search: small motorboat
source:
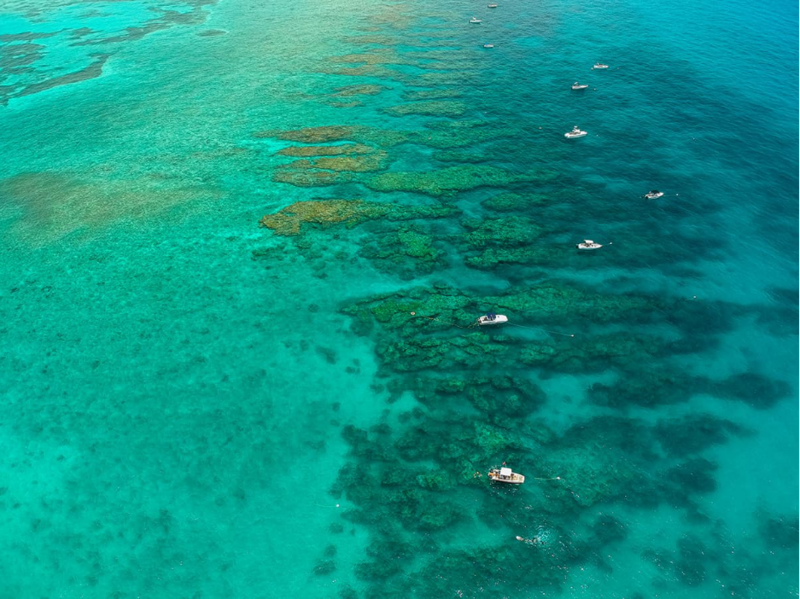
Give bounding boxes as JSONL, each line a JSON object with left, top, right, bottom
{"left": 487, "top": 3, "right": 498, "bottom": 7}
{"left": 469, "top": 17, "right": 482, "bottom": 23}
{"left": 643, "top": 190, "right": 664, "bottom": 199}
{"left": 564, "top": 125, "right": 587, "bottom": 139}
{"left": 576, "top": 239, "right": 602, "bottom": 250}
{"left": 571, "top": 82, "right": 589, "bottom": 90}
{"left": 489, "top": 467, "right": 525, "bottom": 484}
{"left": 477, "top": 312, "right": 508, "bottom": 326}
{"left": 483, "top": 43, "right": 494, "bottom": 48}
{"left": 593, "top": 63, "right": 609, "bottom": 69}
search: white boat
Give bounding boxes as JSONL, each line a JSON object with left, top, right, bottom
{"left": 576, "top": 239, "right": 602, "bottom": 250}
{"left": 483, "top": 43, "right": 494, "bottom": 48}
{"left": 571, "top": 82, "right": 589, "bottom": 90}
{"left": 488, "top": 467, "right": 525, "bottom": 484}
{"left": 487, "top": 3, "right": 498, "bottom": 7}
{"left": 564, "top": 125, "right": 587, "bottom": 139}
{"left": 469, "top": 17, "right": 482, "bottom": 23}
{"left": 593, "top": 63, "right": 609, "bottom": 69}
{"left": 477, "top": 313, "right": 508, "bottom": 326}
{"left": 643, "top": 190, "right": 664, "bottom": 199}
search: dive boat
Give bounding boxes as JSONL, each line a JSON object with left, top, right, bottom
{"left": 488, "top": 467, "right": 525, "bottom": 484}
{"left": 469, "top": 17, "right": 482, "bottom": 23}
{"left": 576, "top": 239, "right": 602, "bottom": 250}
{"left": 564, "top": 125, "right": 587, "bottom": 139}
{"left": 571, "top": 82, "right": 589, "bottom": 90}
{"left": 643, "top": 190, "right": 664, "bottom": 199}
{"left": 477, "top": 313, "right": 508, "bottom": 326}
{"left": 593, "top": 63, "right": 609, "bottom": 69}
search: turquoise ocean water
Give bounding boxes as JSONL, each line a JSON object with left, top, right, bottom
{"left": 0, "top": 0, "right": 797, "bottom": 596}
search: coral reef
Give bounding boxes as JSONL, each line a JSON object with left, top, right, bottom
{"left": 482, "top": 192, "right": 549, "bottom": 212}
{"left": 255, "top": 125, "right": 356, "bottom": 143}
{"left": 277, "top": 143, "right": 374, "bottom": 157}
{"left": 360, "top": 224, "right": 443, "bottom": 277}
{"left": 259, "top": 200, "right": 389, "bottom": 235}
{"left": 271, "top": 168, "right": 353, "bottom": 187}
{"left": 283, "top": 150, "right": 389, "bottom": 172}
{"left": 366, "top": 165, "right": 544, "bottom": 197}
{"left": 653, "top": 414, "right": 749, "bottom": 456}
{"left": 383, "top": 100, "right": 468, "bottom": 118}
{"left": 260, "top": 199, "right": 458, "bottom": 237}
{"left": 461, "top": 216, "right": 542, "bottom": 248}
{"left": 403, "top": 88, "right": 462, "bottom": 101}
{"left": 333, "top": 84, "right": 387, "bottom": 96}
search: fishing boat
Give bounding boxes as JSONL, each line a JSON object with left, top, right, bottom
{"left": 576, "top": 239, "right": 602, "bottom": 250}
{"left": 571, "top": 82, "right": 589, "bottom": 90}
{"left": 564, "top": 125, "right": 587, "bottom": 139}
{"left": 477, "top": 313, "right": 508, "bottom": 326}
{"left": 483, "top": 43, "right": 494, "bottom": 48}
{"left": 643, "top": 190, "right": 664, "bottom": 199}
{"left": 593, "top": 63, "right": 609, "bottom": 69}
{"left": 488, "top": 3, "right": 498, "bottom": 7}
{"left": 488, "top": 467, "right": 525, "bottom": 484}
{"left": 469, "top": 17, "right": 482, "bottom": 23}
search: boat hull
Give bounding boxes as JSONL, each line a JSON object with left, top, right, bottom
{"left": 477, "top": 315, "right": 508, "bottom": 326}
{"left": 489, "top": 473, "right": 526, "bottom": 484}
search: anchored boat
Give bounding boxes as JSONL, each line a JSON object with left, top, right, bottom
{"left": 571, "top": 82, "right": 589, "bottom": 90}
{"left": 593, "top": 63, "right": 609, "bottom": 69}
{"left": 489, "top": 467, "right": 525, "bottom": 484}
{"left": 477, "top": 313, "right": 508, "bottom": 326}
{"left": 576, "top": 239, "right": 602, "bottom": 250}
{"left": 643, "top": 190, "right": 664, "bottom": 199}
{"left": 564, "top": 125, "right": 587, "bottom": 139}
{"left": 469, "top": 17, "right": 482, "bottom": 23}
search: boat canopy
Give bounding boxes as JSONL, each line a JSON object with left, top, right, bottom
{"left": 500, "top": 467, "right": 512, "bottom": 477}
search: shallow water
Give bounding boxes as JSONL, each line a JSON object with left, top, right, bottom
{"left": 0, "top": 0, "right": 797, "bottom": 597}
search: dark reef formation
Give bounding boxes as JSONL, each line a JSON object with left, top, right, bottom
{"left": 249, "top": 20, "right": 796, "bottom": 598}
